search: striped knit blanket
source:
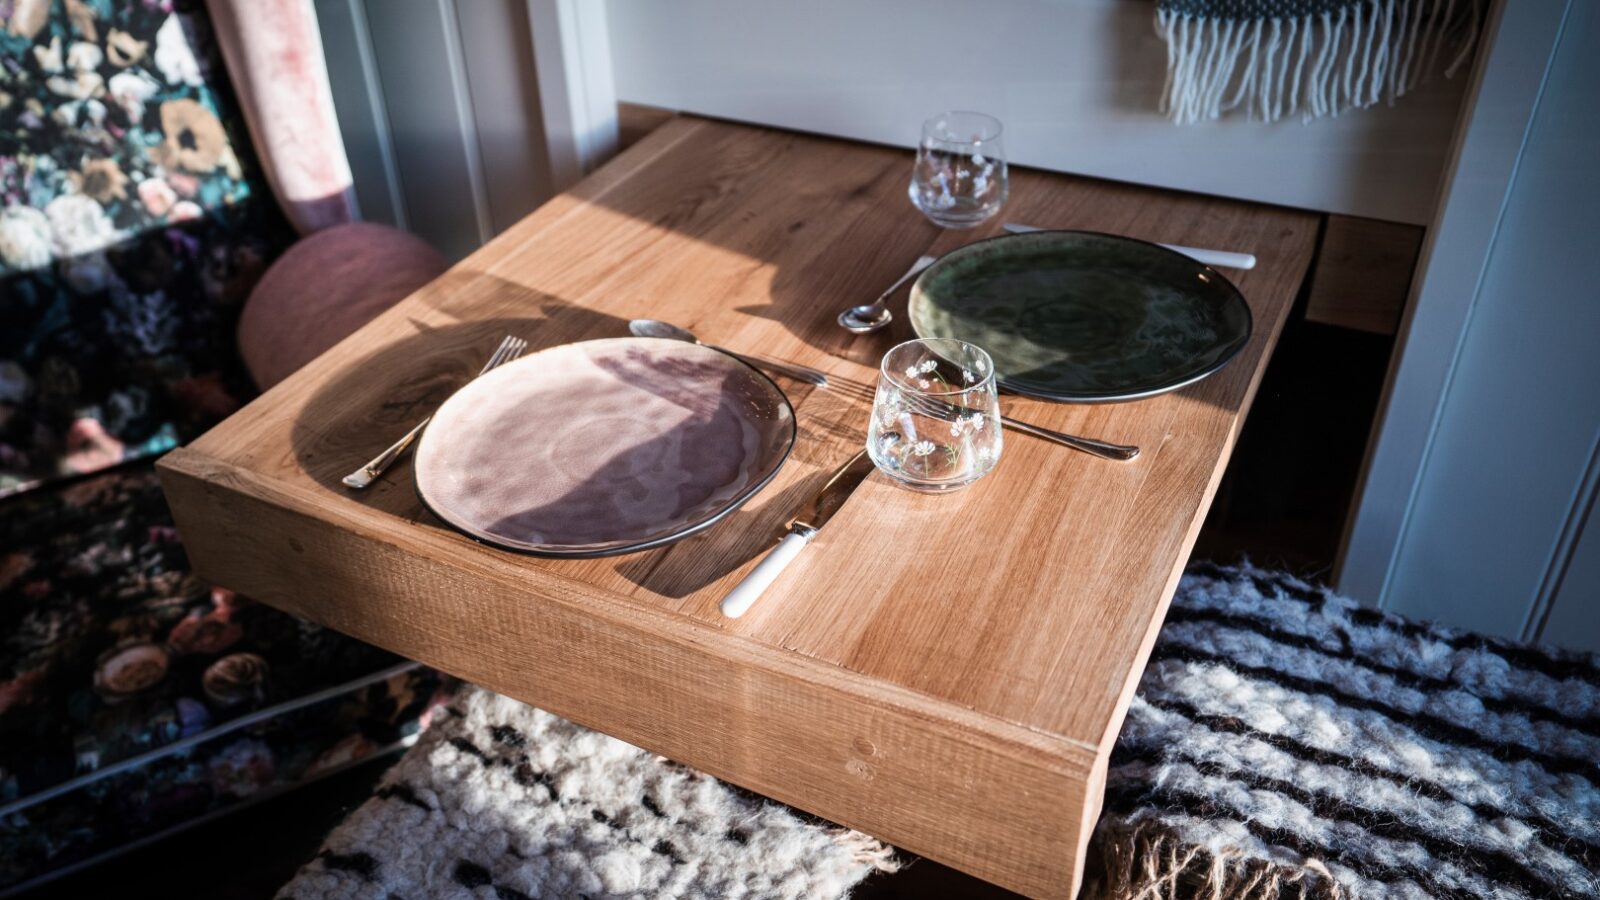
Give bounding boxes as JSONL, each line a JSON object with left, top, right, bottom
{"left": 1094, "top": 563, "right": 1600, "bottom": 900}
{"left": 278, "top": 688, "right": 897, "bottom": 900}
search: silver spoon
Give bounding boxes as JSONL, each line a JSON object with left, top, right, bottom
{"left": 629, "top": 319, "right": 830, "bottom": 387}
{"left": 836, "top": 255, "right": 938, "bottom": 334}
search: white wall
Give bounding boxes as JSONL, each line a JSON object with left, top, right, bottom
{"left": 1356, "top": 0, "right": 1599, "bottom": 650}
{"left": 314, "top": 0, "right": 553, "bottom": 260}
{"left": 606, "top": 0, "right": 1472, "bottom": 225}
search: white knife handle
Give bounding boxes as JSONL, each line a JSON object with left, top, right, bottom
{"left": 720, "top": 529, "right": 813, "bottom": 618}
{"left": 1002, "top": 222, "right": 1256, "bottom": 270}
{"left": 1156, "top": 243, "right": 1257, "bottom": 271}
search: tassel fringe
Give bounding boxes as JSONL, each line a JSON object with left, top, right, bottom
{"left": 1157, "top": 0, "right": 1483, "bottom": 124}
{"left": 1088, "top": 820, "right": 1344, "bottom": 900}
{"left": 829, "top": 827, "right": 903, "bottom": 873}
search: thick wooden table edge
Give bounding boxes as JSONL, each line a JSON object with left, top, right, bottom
{"left": 157, "top": 115, "right": 1320, "bottom": 898}
{"left": 157, "top": 448, "right": 1101, "bottom": 898}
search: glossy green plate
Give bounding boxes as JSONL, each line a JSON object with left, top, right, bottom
{"left": 907, "top": 230, "right": 1252, "bottom": 402}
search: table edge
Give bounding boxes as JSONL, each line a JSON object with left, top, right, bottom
{"left": 156, "top": 445, "right": 1103, "bottom": 769}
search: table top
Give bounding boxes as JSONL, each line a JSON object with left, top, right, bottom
{"left": 160, "top": 116, "right": 1317, "bottom": 897}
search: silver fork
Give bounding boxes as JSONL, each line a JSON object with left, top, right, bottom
{"left": 827, "top": 377, "right": 1139, "bottom": 461}
{"left": 342, "top": 335, "right": 528, "bottom": 489}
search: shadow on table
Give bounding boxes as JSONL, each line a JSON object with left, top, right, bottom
{"left": 608, "top": 462, "right": 836, "bottom": 599}
{"left": 288, "top": 274, "right": 635, "bottom": 504}
{"left": 285, "top": 276, "right": 851, "bottom": 600}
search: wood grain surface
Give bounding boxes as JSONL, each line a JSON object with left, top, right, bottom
{"left": 159, "top": 117, "right": 1318, "bottom": 898}
{"left": 1304, "top": 214, "right": 1425, "bottom": 335}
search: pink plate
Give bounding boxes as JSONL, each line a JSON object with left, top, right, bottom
{"left": 413, "top": 337, "right": 796, "bottom": 557}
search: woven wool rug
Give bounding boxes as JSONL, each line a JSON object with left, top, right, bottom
{"left": 1092, "top": 563, "right": 1600, "bottom": 900}
{"left": 277, "top": 687, "right": 897, "bottom": 900}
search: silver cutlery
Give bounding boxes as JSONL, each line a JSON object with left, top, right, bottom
{"left": 628, "top": 321, "right": 1135, "bottom": 460}
{"left": 836, "top": 255, "right": 938, "bottom": 334}
{"left": 628, "top": 319, "right": 830, "bottom": 386}
{"left": 1002, "top": 222, "right": 1257, "bottom": 270}
{"left": 721, "top": 448, "right": 875, "bottom": 618}
{"left": 827, "top": 377, "right": 1139, "bottom": 462}
{"left": 991, "top": 414, "right": 1138, "bottom": 461}
{"left": 342, "top": 335, "right": 528, "bottom": 489}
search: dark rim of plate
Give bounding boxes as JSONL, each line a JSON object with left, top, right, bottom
{"left": 908, "top": 228, "right": 1254, "bottom": 403}
{"left": 412, "top": 337, "right": 798, "bottom": 558}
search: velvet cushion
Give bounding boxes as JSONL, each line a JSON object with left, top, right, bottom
{"left": 237, "top": 222, "right": 446, "bottom": 390}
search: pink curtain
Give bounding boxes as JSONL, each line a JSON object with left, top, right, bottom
{"left": 204, "top": 0, "right": 356, "bottom": 234}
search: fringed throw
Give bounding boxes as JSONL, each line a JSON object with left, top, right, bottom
{"left": 1091, "top": 563, "right": 1600, "bottom": 900}
{"left": 1155, "top": 0, "right": 1485, "bottom": 123}
{"left": 279, "top": 687, "right": 899, "bottom": 899}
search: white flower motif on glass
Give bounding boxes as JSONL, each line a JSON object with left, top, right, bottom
{"left": 948, "top": 412, "right": 987, "bottom": 437}
{"left": 910, "top": 440, "right": 937, "bottom": 457}
{"left": 977, "top": 444, "right": 997, "bottom": 463}
{"left": 962, "top": 368, "right": 977, "bottom": 384}
{"left": 904, "top": 359, "right": 938, "bottom": 380}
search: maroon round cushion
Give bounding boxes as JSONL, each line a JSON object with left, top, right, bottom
{"left": 238, "top": 222, "right": 446, "bottom": 390}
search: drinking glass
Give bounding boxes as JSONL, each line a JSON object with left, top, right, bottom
{"left": 868, "top": 338, "right": 1003, "bottom": 491}
{"left": 908, "top": 111, "right": 1008, "bottom": 229}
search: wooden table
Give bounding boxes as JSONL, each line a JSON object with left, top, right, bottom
{"left": 159, "top": 117, "right": 1316, "bottom": 898}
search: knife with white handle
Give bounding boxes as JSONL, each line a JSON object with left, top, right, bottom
{"left": 721, "top": 448, "right": 876, "bottom": 619}
{"left": 1002, "top": 222, "right": 1257, "bottom": 270}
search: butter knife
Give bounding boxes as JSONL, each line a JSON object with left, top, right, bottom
{"left": 1002, "top": 222, "right": 1257, "bottom": 270}
{"left": 720, "top": 448, "right": 876, "bottom": 619}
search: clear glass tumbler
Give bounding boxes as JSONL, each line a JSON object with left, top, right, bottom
{"left": 868, "top": 338, "right": 1003, "bottom": 492}
{"left": 908, "top": 111, "right": 1008, "bottom": 229}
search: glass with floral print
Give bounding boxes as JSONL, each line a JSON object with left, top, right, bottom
{"left": 908, "top": 111, "right": 1008, "bottom": 229}
{"left": 868, "top": 338, "right": 1003, "bottom": 491}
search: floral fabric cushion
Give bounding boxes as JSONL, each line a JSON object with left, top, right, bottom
{"left": 0, "top": 463, "right": 445, "bottom": 888}
{"left": 0, "top": 465, "right": 408, "bottom": 801}
{"left": 3, "top": 663, "right": 446, "bottom": 889}
{"left": 0, "top": 0, "right": 292, "bottom": 498}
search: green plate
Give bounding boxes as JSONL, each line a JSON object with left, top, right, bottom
{"left": 908, "top": 230, "right": 1252, "bottom": 402}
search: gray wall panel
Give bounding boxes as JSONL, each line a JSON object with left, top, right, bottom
{"left": 452, "top": 0, "right": 553, "bottom": 236}
{"left": 1383, "top": 1, "right": 1599, "bottom": 650}
{"left": 314, "top": 0, "right": 560, "bottom": 259}
{"left": 314, "top": 0, "right": 406, "bottom": 228}
{"left": 359, "top": 0, "right": 486, "bottom": 260}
